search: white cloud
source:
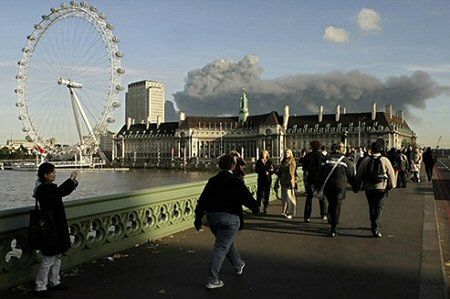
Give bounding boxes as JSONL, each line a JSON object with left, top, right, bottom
{"left": 403, "top": 64, "right": 450, "bottom": 73}
{"left": 323, "top": 26, "right": 350, "bottom": 44}
{"left": 357, "top": 8, "right": 381, "bottom": 31}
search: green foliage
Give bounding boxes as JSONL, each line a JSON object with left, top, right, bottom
{"left": 0, "top": 146, "right": 34, "bottom": 160}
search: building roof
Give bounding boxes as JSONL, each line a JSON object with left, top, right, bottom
{"left": 179, "top": 111, "right": 282, "bottom": 129}
{"left": 287, "top": 112, "right": 412, "bottom": 132}
{"left": 118, "top": 122, "right": 179, "bottom": 136}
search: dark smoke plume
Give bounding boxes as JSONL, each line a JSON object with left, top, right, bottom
{"left": 173, "top": 55, "right": 445, "bottom": 116}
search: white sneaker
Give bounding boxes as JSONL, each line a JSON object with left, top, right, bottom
{"left": 286, "top": 215, "right": 292, "bottom": 219}
{"left": 236, "top": 261, "right": 246, "bottom": 275}
{"left": 206, "top": 280, "right": 224, "bottom": 289}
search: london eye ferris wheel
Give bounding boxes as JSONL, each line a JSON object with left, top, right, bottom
{"left": 15, "top": 1, "right": 125, "bottom": 159}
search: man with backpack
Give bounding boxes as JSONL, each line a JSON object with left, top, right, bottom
{"left": 356, "top": 141, "right": 396, "bottom": 238}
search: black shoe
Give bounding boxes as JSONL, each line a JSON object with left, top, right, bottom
{"left": 49, "top": 283, "right": 68, "bottom": 291}
{"left": 304, "top": 218, "right": 310, "bottom": 223}
{"left": 34, "top": 290, "right": 51, "bottom": 298}
{"left": 263, "top": 208, "right": 267, "bottom": 215}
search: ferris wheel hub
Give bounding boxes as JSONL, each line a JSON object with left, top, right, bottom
{"left": 58, "top": 78, "right": 83, "bottom": 89}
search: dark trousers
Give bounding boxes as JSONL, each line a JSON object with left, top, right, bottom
{"left": 324, "top": 188, "right": 346, "bottom": 231}
{"left": 257, "top": 182, "right": 271, "bottom": 209}
{"left": 365, "top": 190, "right": 388, "bottom": 232}
{"left": 397, "top": 170, "right": 407, "bottom": 188}
{"left": 304, "top": 183, "right": 327, "bottom": 220}
{"left": 425, "top": 164, "right": 434, "bottom": 181}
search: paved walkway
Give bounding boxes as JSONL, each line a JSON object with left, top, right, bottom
{"left": 1, "top": 174, "right": 446, "bottom": 299}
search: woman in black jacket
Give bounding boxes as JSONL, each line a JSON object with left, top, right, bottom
{"left": 34, "top": 162, "right": 78, "bottom": 297}
{"left": 194, "top": 155, "right": 258, "bottom": 289}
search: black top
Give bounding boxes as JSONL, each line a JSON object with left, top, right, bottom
{"left": 35, "top": 178, "right": 78, "bottom": 256}
{"left": 318, "top": 153, "right": 356, "bottom": 190}
{"left": 423, "top": 150, "right": 437, "bottom": 166}
{"left": 195, "top": 171, "right": 258, "bottom": 230}
{"left": 303, "top": 150, "right": 326, "bottom": 186}
{"left": 255, "top": 158, "right": 275, "bottom": 185}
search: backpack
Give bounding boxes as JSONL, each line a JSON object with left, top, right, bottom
{"left": 365, "top": 156, "right": 387, "bottom": 184}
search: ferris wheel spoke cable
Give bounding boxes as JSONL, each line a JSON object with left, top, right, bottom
{"left": 78, "top": 89, "right": 102, "bottom": 123}
{"left": 71, "top": 39, "right": 108, "bottom": 78}
{"left": 70, "top": 25, "right": 102, "bottom": 72}
{"left": 27, "top": 87, "right": 57, "bottom": 109}
{"left": 31, "top": 88, "right": 59, "bottom": 137}
{"left": 66, "top": 19, "right": 86, "bottom": 78}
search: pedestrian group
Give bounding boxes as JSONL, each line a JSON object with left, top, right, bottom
{"left": 194, "top": 141, "right": 436, "bottom": 289}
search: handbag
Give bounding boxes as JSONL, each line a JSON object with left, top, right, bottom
{"left": 28, "top": 199, "right": 57, "bottom": 250}
{"left": 317, "top": 156, "right": 345, "bottom": 200}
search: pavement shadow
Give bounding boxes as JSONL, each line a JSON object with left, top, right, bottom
{"left": 245, "top": 215, "right": 375, "bottom": 239}
{"left": 1, "top": 233, "right": 420, "bottom": 299}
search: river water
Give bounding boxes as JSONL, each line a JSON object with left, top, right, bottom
{"left": 0, "top": 169, "right": 214, "bottom": 211}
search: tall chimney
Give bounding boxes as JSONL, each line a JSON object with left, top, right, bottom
{"left": 336, "top": 104, "right": 341, "bottom": 122}
{"left": 283, "top": 105, "right": 290, "bottom": 130}
{"left": 156, "top": 115, "right": 161, "bottom": 129}
{"left": 127, "top": 117, "right": 132, "bottom": 130}
{"left": 341, "top": 107, "right": 346, "bottom": 114}
{"left": 146, "top": 116, "right": 151, "bottom": 130}
{"left": 179, "top": 111, "right": 186, "bottom": 122}
{"left": 318, "top": 105, "right": 324, "bottom": 123}
{"left": 385, "top": 105, "right": 393, "bottom": 120}
{"left": 397, "top": 110, "right": 404, "bottom": 123}
{"left": 371, "top": 102, "right": 377, "bottom": 121}
{"left": 131, "top": 118, "right": 135, "bottom": 125}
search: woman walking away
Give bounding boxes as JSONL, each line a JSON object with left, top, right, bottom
{"left": 255, "top": 150, "right": 275, "bottom": 214}
{"left": 422, "top": 147, "right": 437, "bottom": 182}
{"left": 279, "top": 149, "right": 297, "bottom": 219}
{"left": 194, "top": 155, "right": 258, "bottom": 290}
{"left": 34, "top": 162, "right": 78, "bottom": 297}
{"left": 411, "top": 148, "right": 422, "bottom": 182}
{"left": 318, "top": 143, "right": 356, "bottom": 237}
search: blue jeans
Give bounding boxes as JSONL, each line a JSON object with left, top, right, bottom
{"left": 365, "top": 190, "right": 389, "bottom": 232}
{"left": 207, "top": 212, "right": 242, "bottom": 283}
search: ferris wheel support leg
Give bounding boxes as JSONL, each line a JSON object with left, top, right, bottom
{"left": 70, "top": 87, "right": 97, "bottom": 144}
{"left": 70, "top": 89, "right": 84, "bottom": 146}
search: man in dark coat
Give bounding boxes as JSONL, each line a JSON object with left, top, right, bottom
{"left": 194, "top": 155, "right": 258, "bottom": 289}
{"left": 422, "top": 147, "right": 437, "bottom": 181}
{"left": 34, "top": 162, "right": 78, "bottom": 297}
{"left": 303, "top": 140, "right": 327, "bottom": 222}
{"left": 255, "top": 150, "right": 275, "bottom": 214}
{"left": 318, "top": 143, "right": 356, "bottom": 237}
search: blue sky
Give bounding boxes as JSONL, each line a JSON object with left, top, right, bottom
{"left": 0, "top": 0, "right": 449, "bottom": 147}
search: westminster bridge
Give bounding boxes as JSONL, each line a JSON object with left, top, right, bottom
{"left": 1, "top": 163, "right": 449, "bottom": 299}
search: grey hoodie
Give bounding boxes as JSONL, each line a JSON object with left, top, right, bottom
{"left": 356, "top": 153, "right": 397, "bottom": 191}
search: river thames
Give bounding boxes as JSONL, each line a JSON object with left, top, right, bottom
{"left": 0, "top": 169, "right": 214, "bottom": 210}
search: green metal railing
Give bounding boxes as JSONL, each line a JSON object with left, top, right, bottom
{"left": 0, "top": 171, "right": 303, "bottom": 289}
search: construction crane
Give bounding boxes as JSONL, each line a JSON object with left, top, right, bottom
{"left": 436, "top": 136, "right": 443, "bottom": 149}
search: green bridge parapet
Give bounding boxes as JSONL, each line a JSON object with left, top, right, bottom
{"left": 0, "top": 171, "right": 304, "bottom": 289}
